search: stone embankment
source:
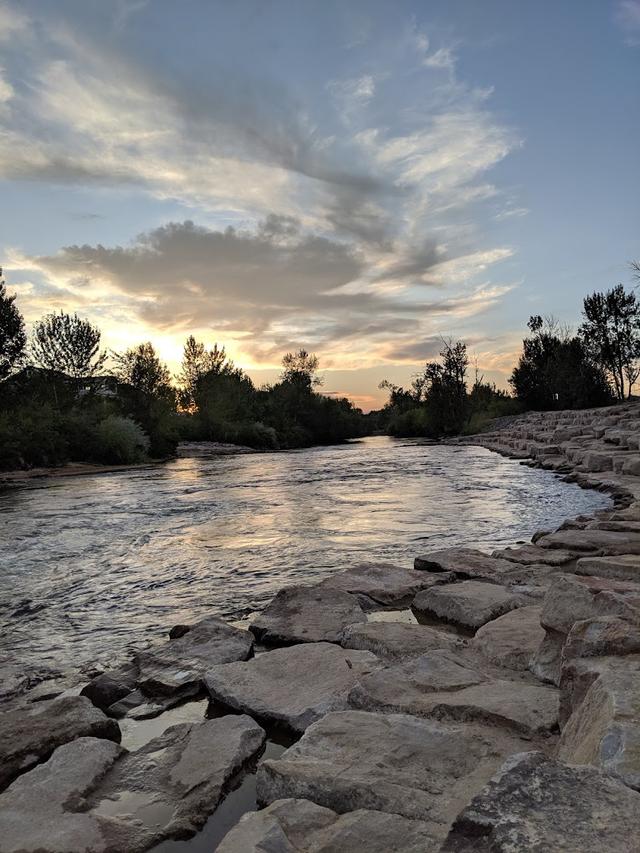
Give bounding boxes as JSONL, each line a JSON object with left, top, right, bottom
{"left": 2, "top": 402, "right": 640, "bottom": 851}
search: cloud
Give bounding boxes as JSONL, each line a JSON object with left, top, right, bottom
{"left": 1, "top": 3, "right": 523, "bottom": 377}
{"left": 615, "top": 1, "right": 640, "bottom": 44}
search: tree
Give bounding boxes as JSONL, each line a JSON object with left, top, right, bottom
{"left": 177, "top": 335, "right": 235, "bottom": 410}
{"left": 112, "top": 342, "right": 173, "bottom": 400}
{"left": 0, "top": 268, "right": 26, "bottom": 380}
{"left": 281, "top": 350, "right": 322, "bottom": 390}
{"left": 511, "top": 315, "right": 612, "bottom": 409}
{"left": 30, "top": 311, "right": 106, "bottom": 380}
{"left": 579, "top": 285, "right": 640, "bottom": 399}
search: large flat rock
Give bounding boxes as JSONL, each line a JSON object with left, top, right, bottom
{"left": 217, "top": 798, "right": 439, "bottom": 853}
{"left": 205, "top": 643, "right": 382, "bottom": 733}
{"left": 134, "top": 616, "right": 254, "bottom": 696}
{"left": 414, "top": 548, "right": 522, "bottom": 580}
{"left": 531, "top": 574, "right": 640, "bottom": 684}
{"left": 340, "top": 621, "right": 463, "bottom": 660}
{"left": 537, "top": 528, "right": 640, "bottom": 555}
{"left": 412, "top": 581, "right": 524, "bottom": 631}
{"left": 0, "top": 695, "right": 121, "bottom": 792}
{"left": 0, "top": 737, "right": 129, "bottom": 853}
{"left": 576, "top": 554, "right": 640, "bottom": 581}
{"left": 558, "top": 658, "right": 640, "bottom": 790}
{"left": 440, "top": 751, "right": 640, "bottom": 852}
{"left": 318, "top": 561, "right": 451, "bottom": 608}
{"left": 0, "top": 715, "right": 266, "bottom": 852}
{"left": 91, "top": 714, "right": 265, "bottom": 851}
{"left": 257, "top": 710, "right": 536, "bottom": 840}
{"left": 250, "top": 585, "right": 366, "bottom": 645}
{"left": 492, "top": 544, "right": 575, "bottom": 566}
{"left": 473, "top": 606, "right": 544, "bottom": 671}
{"left": 349, "top": 651, "right": 558, "bottom": 734}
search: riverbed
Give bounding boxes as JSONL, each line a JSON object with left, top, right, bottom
{"left": 0, "top": 436, "right": 610, "bottom": 680}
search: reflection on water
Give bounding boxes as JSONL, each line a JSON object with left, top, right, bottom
{"left": 0, "top": 437, "right": 609, "bottom": 678}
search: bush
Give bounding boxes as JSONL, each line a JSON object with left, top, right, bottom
{"left": 94, "top": 416, "right": 150, "bottom": 464}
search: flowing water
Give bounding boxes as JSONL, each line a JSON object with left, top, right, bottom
{"left": 0, "top": 436, "right": 609, "bottom": 680}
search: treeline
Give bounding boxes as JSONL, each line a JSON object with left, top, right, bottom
{"left": 377, "top": 270, "right": 640, "bottom": 439}
{"left": 0, "top": 271, "right": 365, "bottom": 471}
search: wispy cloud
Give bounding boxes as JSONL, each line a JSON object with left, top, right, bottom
{"left": 1, "top": 1, "right": 522, "bottom": 377}
{"left": 615, "top": 0, "right": 640, "bottom": 45}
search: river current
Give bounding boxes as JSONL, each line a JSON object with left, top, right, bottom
{"left": 0, "top": 436, "right": 609, "bottom": 680}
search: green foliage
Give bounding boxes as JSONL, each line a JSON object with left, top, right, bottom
{"left": 579, "top": 285, "right": 640, "bottom": 400}
{"left": 510, "top": 316, "right": 613, "bottom": 410}
{"left": 0, "top": 270, "right": 26, "bottom": 381}
{"left": 176, "top": 336, "right": 235, "bottom": 410}
{"left": 30, "top": 311, "right": 106, "bottom": 380}
{"left": 112, "top": 342, "right": 174, "bottom": 402}
{"left": 94, "top": 415, "right": 150, "bottom": 464}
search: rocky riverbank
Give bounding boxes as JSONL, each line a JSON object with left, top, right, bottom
{"left": 1, "top": 402, "right": 640, "bottom": 851}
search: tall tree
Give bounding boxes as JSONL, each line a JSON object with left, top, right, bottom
{"left": 30, "top": 311, "right": 106, "bottom": 379}
{"left": 112, "top": 342, "right": 173, "bottom": 400}
{"left": 281, "top": 349, "right": 322, "bottom": 390}
{"left": 579, "top": 285, "right": 640, "bottom": 399}
{"left": 177, "top": 335, "right": 234, "bottom": 410}
{"left": 0, "top": 268, "right": 26, "bottom": 380}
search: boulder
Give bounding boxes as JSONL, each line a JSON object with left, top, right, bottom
{"left": 536, "top": 528, "right": 640, "bottom": 555}
{"left": 205, "top": 643, "right": 382, "bottom": 733}
{"left": 216, "top": 798, "right": 439, "bottom": 853}
{"left": 0, "top": 737, "right": 130, "bottom": 853}
{"left": 318, "top": 561, "right": 452, "bottom": 608}
{"left": 531, "top": 575, "right": 640, "bottom": 684}
{"left": 257, "top": 710, "right": 537, "bottom": 841}
{"left": 89, "top": 715, "right": 266, "bottom": 850}
{"left": 440, "top": 751, "right": 640, "bottom": 852}
{"left": 414, "top": 548, "right": 522, "bottom": 581}
{"left": 558, "top": 659, "right": 640, "bottom": 790}
{"left": 0, "top": 716, "right": 266, "bottom": 853}
{"left": 349, "top": 652, "right": 558, "bottom": 734}
{"left": 473, "top": 606, "right": 545, "bottom": 671}
{"left": 412, "top": 581, "right": 524, "bottom": 631}
{"left": 134, "top": 616, "right": 254, "bottom": 696}
{"left": 491, "top": 544, "right": 575, "bottom": 566}
{"left": 0, "top": 695, "right": 121, "bottom": 792}
{"left": 340, "top": 621, "right": 463, "bottom": 660}
{"left": 250, "top": 585, "right": 366, "bottom": 645}
{"left": 576, "top": 554, "right": 640, "bottom": 582}
{"left": 563, "top": 615, "right": 640, "bottom": 660}
{"left": 81, "top": 665, "right": 139, "bottom": 712}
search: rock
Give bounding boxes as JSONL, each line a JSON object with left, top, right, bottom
{"left": 491, "top": 544, "right": 575, "bottom": 566}
{"left": 89, "top": 715, "right": 266, "bottom": 850}
{"left": 81, "top": 665, "right": 139, "bottom": 712}
{"left": 340, "top": 621, "right": 463, "bottom": 660}
{"left": 257, "top": 710, "right": 537, "bottom": 839}
{"left": 205, "top": 643, "right": 382, "bottom": 733}
{"left": 0, "top": 716, "right": 266, "bottom": 853}
{"left": 349, "top": 651, "right": 558, "bottom": 734}
{"left": 563, "top": 615, "right": 640, "bottom": 660}
{"left": 134, "top": 616, "right": 254, "bottom": 696}
{"left": 216, "top": 798, "right": 439, "bottom": 853}
{"left": 412, "top": 581, "right": 524, "bottom": 631}
{"left": 558, "top": 659, "right": 640, "bottom": 790}
{"left": 576, "top": 554, "right": 640, "bottom": 582}
{"left": 531, "top": 575, "right": 640, "bottom": 684}
{"left": 440, "top": 751, "right": 640, "bottom": 852}
{"left": 473, "top": 606, "right": 545, "bottom": 671}
{"left": 0, "top": 695, "right": 121, "bottom": 792}
{"left": 250, "top": 585, "right": 366, "bottom": 645}
{"left": 414, "top": 548, "right": 522, "bottom": 581}
{"left": 318, "top": 561, "right": 452, "bottom": 608}
{"left": 0, "top": 737, "right": 130, "bottom": 853}
{"left": 537, "top": 528, "right": 640, "bottom": 555}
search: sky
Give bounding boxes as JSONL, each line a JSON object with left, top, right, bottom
{"left": 1, "top": 0, "right": 638, "bottom": 410}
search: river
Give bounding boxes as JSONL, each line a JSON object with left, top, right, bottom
{"left": 0, "top": 436, "right": 610, "bottom": 681}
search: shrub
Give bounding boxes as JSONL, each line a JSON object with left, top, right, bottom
{"left": 94, "top": 415, "right": 150, "bottom": 464}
